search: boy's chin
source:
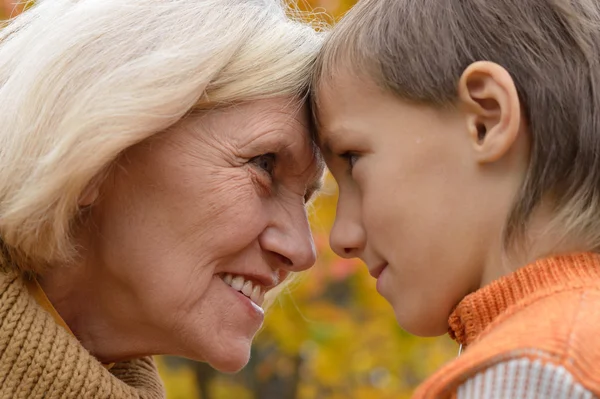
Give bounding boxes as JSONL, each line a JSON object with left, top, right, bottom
{"left": 394, "top": 309, "right": 449, "bottom": 338}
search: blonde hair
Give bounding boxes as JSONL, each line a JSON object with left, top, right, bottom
{"left": 0, "top": 0, "right": 323, "bottom": 272}
{"left": 313, "top": 0, "right": 600, "bottom": 252}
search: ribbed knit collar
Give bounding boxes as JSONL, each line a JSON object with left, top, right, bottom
{"left": 0, "top": 272, "right": 165, "bottom": 398}
{"left": 448, "top": 252, "right": 600, "bottom": 347}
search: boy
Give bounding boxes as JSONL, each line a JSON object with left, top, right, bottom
{"left": 312, "top": 0, "right": 600, "bottom": 397}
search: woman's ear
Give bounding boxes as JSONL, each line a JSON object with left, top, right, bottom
{"left": 457, "top": 61, "right": 522, "bottom": 164}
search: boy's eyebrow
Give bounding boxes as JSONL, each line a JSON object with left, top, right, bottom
{"left": 316, "top": 126, "right": 353, "bottom": 156}
{"left": 318, "top": 138, "right": 331, "bottom": 155}
{"left": 315, "top": 130, "right": 334, "bottom": 156}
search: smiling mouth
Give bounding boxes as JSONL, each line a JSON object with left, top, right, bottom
{"left": 220, "top": 273, "right": 265, "bottom": 308}
{"left": 369, "top": 263, "right": 388, "bottom": 279}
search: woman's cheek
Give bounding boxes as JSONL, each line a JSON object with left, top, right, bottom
{"left": 222, "top": 178, "right": 269, "bottom": 232}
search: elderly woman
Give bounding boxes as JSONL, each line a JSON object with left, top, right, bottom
{"left": 0, "top": 0, "right": 323, "bottom": 397}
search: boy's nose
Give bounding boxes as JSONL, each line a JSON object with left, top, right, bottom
{"left": 329, "top": 194, "right": 365, "bottom": 259}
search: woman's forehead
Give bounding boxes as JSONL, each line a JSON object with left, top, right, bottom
{"left": 176, "top": 98, "right": 322, "bottom": 180}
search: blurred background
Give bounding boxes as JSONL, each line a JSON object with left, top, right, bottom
{"left": 0, "top": 1, "right": 457, "bottom": 397}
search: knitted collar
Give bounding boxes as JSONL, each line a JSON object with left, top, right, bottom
{"left": 448, "top": 252, "right": 600, "bottom": 347}
{"left": 0, "top": 272, "right": 165, "bottom": 398}
{"left": 25, "top": 277, "right": 115, "bottom": 369}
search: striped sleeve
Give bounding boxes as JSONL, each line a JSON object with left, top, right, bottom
{"left": 456, "top": 358, "right": 597, "bottom": 399}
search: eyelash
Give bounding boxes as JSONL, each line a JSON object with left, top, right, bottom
{"left": 340, "top": 152, "right": 359, "bottom": 172}
{"left": 249, "top": 153, "right": 276, "bottom": 177}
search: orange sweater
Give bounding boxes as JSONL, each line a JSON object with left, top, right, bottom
{"left": 413, "top": 252, "right": 600, "bottom": 398}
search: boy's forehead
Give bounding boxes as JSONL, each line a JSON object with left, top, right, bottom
{"left": 318, "top": 70, "right": 363, "bottom": 97}
{"left": 313, "top": 86, "right": 361, "bottom": 152}
{"left": 315, "top": 73, "right": 380, "bottom": 126}
{"left": 312, "top": 69, "right": 398, "bottom": 156}
{"left": 314, "top": 75, "right": 357, "bottom": 125}
{"left": 317, "top": 71, "right": 384, "bottom": 115}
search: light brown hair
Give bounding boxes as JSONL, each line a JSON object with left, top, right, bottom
{"left": 312, "top": 0, "right": 600, "bottom": 251}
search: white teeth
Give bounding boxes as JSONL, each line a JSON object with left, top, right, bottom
{"left": 241, "top": 281, "right": 253, "bottom": 297}
{"left": 258, "top": 291, "right": 265, "bottom": 307}
{"left": 231, "top": 275, "right": 245, "bottom": 291}
{"left": 221, "top": 273, "right": 265, "bottom": 308}
{"left": 250, "top": 285, "right": 261, "bottom": 305}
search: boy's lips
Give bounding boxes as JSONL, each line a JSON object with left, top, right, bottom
{"left": 368, "top": 263, "right": 388, "bottom": 279}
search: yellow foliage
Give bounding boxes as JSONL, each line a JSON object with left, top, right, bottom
{"left": 211, "top": 377, "right": 254, "bottom": 399}
{"left": 156, "top": 358, "right": 200, "bottom": 399}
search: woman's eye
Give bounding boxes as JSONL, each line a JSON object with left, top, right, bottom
{"left": 249, "top": 153, "right": 276, "bottom": 176}
{"left": 340, "top": 152, "right": 359, "bottom": 172}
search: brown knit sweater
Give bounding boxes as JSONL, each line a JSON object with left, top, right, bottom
{"left": 0, "top": 271, "right": 165, "bottom": 398}
{"left": 413, "top": 252, "right": 600, "bottom": 398}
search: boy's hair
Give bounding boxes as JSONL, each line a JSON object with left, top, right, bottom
{"left": 313, "top": 0, "right": 600, "bottom": 251}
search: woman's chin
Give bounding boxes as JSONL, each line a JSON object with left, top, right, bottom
{"left": 186, "top": 334, "right": 256, "bottom": 373}
{"left": 206, "top": 347, "right": 251, "bottom": 374}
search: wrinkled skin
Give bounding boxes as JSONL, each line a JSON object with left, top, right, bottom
{"left": 41, "top": 98, "right": 324, "bottom": 372}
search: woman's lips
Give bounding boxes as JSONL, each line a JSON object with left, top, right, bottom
{"left": 218, "top": 277, "right": 265, "bottom": 321}
{"left": 232, "top": 289, "right": 265, "bottom": 318}
{"left": 369, "top": 263, "right": 388, "bottom": 279}
{"left": 221, "top": 273, "right": 266, "bottom": 307}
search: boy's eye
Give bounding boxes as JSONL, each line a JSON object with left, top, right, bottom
{"left": 340, "top": 152, "right": 359, "bottom": 172}
{"left": 249, "top": 153, "right": 276, "bottom": 176}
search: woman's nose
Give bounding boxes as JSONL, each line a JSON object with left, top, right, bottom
{"left": 259, "top": 201, "right": 317, "bottom": 272}
{"left": 329, "top": 192, "right": 365, "bottom": 259}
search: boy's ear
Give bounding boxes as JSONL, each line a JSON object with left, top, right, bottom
{"left": 78, "top": 176, "right": 102, "bottom": 208}
{"left": 457, "top": 61, "right": 522, "bottom": 163}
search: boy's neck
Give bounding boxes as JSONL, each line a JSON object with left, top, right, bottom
{"left": 480, "top": 204, "right": 588, "bottom": 288}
